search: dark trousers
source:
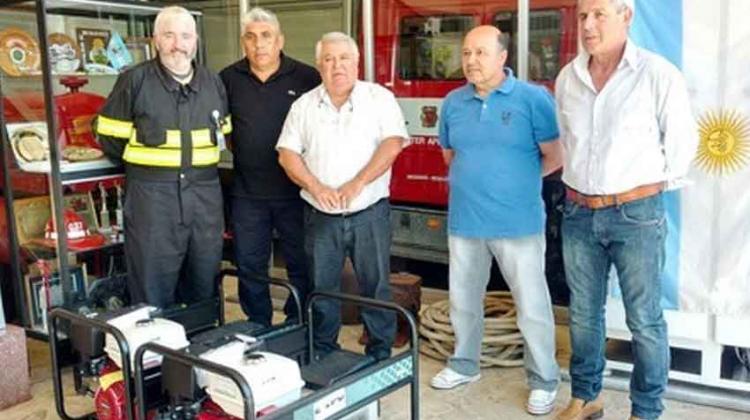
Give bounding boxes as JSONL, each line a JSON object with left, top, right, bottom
{"left": 124, "top": 178, "right": 223, "bottom": 307}
{"left": 232, "top": 196, "right": 310, "bottom": 326}
{"left": 305, "top": 199, "right": 396, "bottom": 360}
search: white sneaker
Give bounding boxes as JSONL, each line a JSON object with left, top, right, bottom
{"left": 526, "top": 389, "right": 557, "bottom": 415}
{"left": 430, "top": 367, "right": 480, "bottom": 390}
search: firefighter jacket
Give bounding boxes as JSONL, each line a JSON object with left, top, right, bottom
{"left": 95, "top": 59, "right": 232, "bottom": 180}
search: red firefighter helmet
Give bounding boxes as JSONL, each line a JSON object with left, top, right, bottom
{"left": 42, "top": 208, "right": 106, "bottom": 250}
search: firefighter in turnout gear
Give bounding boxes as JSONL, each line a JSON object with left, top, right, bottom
{"left": 95, "top": 6, "right": 232, "bottom": 307}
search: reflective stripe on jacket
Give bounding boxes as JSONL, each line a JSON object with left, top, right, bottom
{"left": 95, "top": 59, "right": 231, "bottom": 170}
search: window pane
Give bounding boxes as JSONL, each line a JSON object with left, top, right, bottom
{"left": 529, "top": 10, "right": 562, "bottom": 81}
{"left": 398, "top": 15, "right": 474, "bottom": 81}
{"left": 494, "top": 9, "right": 563, "bottom": 82}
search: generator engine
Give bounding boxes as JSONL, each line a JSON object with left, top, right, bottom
{"left": 157, "top": 320, "right": 306, "bottom": 419}
{"left": 93, "top": 358, "right": 128, "bottom": 420}
{"left": 68, "top": 305, "right": 189, "bottom": 420}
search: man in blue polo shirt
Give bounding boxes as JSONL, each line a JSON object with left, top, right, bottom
{"left": 430, "top": 25, "right": 563, "bottom": 416}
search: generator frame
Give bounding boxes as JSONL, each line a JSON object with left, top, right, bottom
{"left": 47, "top": 273, "right": 302, "bottom": 420}
{"left": 134, "top": 291, "right": 420, "bottom": 420}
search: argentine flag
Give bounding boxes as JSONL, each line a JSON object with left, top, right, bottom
{"left": 625, "top": 0, "right": 750, "bottom": 316}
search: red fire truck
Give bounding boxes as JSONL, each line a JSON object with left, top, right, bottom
{"left": 367, "top": 0, "right": 578, "bottom": 263}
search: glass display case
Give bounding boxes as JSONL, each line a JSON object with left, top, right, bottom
{"left": 0, "top": 0, "right": 204, "bottom": 336}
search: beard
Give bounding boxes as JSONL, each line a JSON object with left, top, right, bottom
{"left": 157, "top": 46, "right": 197, "bottom": 73}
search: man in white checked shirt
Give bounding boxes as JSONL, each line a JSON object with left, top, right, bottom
{"left": 554, "top": 0, "right": 698, "bottom": 419}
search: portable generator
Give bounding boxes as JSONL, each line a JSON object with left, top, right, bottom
{"left": 135, "top": 291, "right": 420, "bottom": 420}
{"left": 153, "top": 320, "right": 307, "bottom": 419}
{"left": 49, "top": 297, "right": 223, "bottom": 420}
{"left": 49, "top": 275, "right": 300, "bottom": 420}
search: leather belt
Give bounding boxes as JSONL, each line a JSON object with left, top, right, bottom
{"left": 565, "top": 182, "right": 664, "bottom": 209}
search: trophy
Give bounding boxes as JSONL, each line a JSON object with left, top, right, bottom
{"left": 115, "top": 183, "right": 124, "bottom": 230}
{"left": 98, "top": 183, "right": 111, "bottom": 232}
{"left": 36, "top": 260, "right": 52, "bottom": 332}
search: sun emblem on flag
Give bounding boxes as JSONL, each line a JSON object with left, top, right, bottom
{"left": 695, "top": 109, "right": 750, "bottom": 175}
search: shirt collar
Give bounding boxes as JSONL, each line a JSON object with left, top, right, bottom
{"left": 317, "top": 80, "right": 362, "bottom": 111}
{"left": 573, "top": 37, "right": 641, "bottom": 82}
{"left": 154, "top": 58, "right": 201, "bottom": 93}
{"left": 621, "top": 38, "right": 639, "bottom": 70}
{"left": 276, "top": 52, "right": 295, "bottom": 76}
{"left": 460, "top": 67, "right": 517, "bottom": 101}
{"left": 235, "top": 51, "right": 295, "bottom": 83}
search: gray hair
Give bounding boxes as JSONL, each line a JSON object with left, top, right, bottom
{"left": 241, "top": 7, "right": 281, "bottom": 34}
{"left": 610, "top": 0, "right": 635, "bottom": 13}
{"left": 315, "top": 32, "right": 359, "bottom": 63}
{"left": 154, "top": 6, "right": 196, "bottom": 36}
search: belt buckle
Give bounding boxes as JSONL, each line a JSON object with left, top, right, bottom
{"left": 584, "top": 194, "right": 613, "bottom": 209}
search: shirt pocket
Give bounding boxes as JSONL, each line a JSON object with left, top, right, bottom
{"left": 618, "top": 112, "right": 657, "bottom": 140}
{"left": 616, "top": 88, "right": 658, "bottom": 138}
{"left": 134, "top": 117, "right": 168, "bottom": 148}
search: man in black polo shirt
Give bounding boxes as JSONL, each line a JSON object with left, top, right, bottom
{"left": 220, "top": 7, "right": 320, "bottom": 326}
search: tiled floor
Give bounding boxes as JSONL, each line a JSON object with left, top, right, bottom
{"left": 3, "top": 286, "right": 750, "bottom": 420}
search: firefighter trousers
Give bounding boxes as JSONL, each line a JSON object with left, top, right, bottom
{"left": 124, "top": 177, "right": 224, "bottom": 307}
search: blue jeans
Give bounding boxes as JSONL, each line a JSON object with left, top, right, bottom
{"left": 304, "top": 199, "right": 396, "bottom": 360}
{"left": 562, "top": 193, "right": 669, "bottom": 420}
{"left": 447, "top": 234, "right": 560, "bottom": 391}
{"left": 232, "top": 197, "right": 310, "bottom": 326}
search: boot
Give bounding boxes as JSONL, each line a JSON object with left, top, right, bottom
{"left": 554, "top": 395, "right": 604, "bottom": 420}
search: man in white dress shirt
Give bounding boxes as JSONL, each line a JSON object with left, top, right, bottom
{"left": 276, "top": 32, "right": 408, "bottom": 361}
{"left": 554, "top": 1, "right": 698, "bottom": 419}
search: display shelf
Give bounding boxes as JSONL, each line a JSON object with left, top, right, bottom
{"left": 6, "top": 72, "right": 121, "bottom": 77}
